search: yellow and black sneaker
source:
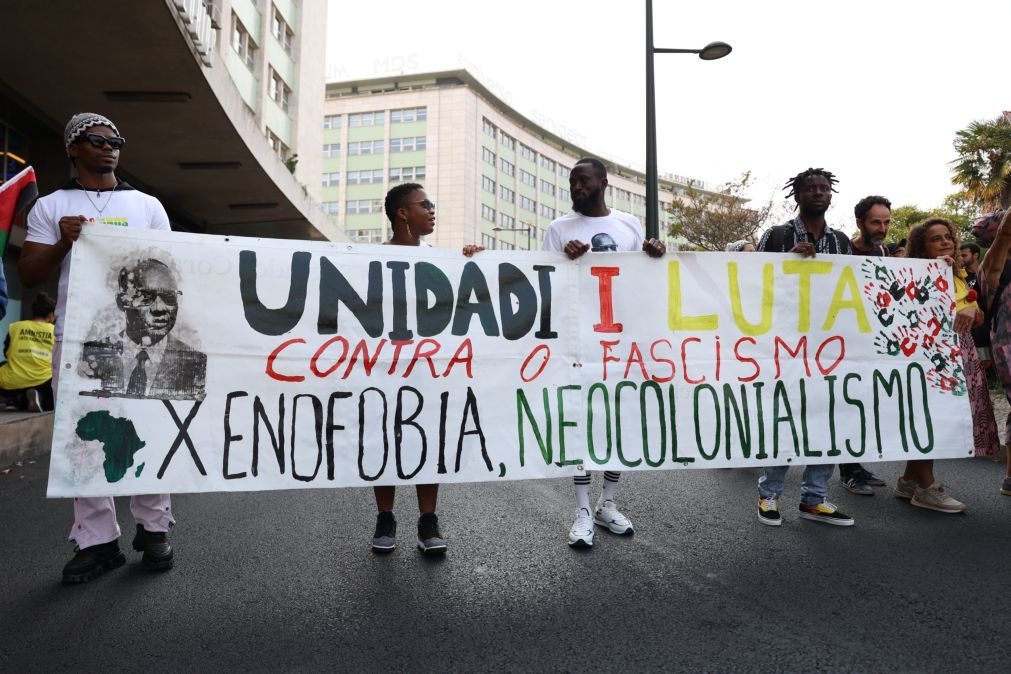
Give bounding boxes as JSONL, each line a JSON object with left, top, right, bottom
{"left": 798, "top": 501, "right": 854, "bottom": 526}
{"left": 757, "top": 496, "right": 782, "bottom": 527}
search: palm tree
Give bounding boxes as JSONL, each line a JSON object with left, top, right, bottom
{"left": 951, "top": 114, "right": 1011, "bottom": 211}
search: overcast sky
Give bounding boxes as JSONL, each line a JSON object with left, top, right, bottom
{"left": 325, "top": 0, "right": 1010, "bottom": 232}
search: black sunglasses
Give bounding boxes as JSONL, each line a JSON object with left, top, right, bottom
{"left": 80, "top": 133, "right": 126, "bottom": 150}
{"left": 408, "top": 199, "right": 435, "bottom": 211}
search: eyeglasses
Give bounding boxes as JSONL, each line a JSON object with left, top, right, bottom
{"left": 408, "top": 199, "right": 435, "bottom": 211}
{"left": 79, "top": 133, "right": 126, "bottom": 150}
{"left": 128, "top": 289, "right": 182, "bottom": 307}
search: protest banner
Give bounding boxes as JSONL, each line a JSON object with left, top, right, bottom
{"left": 47, "top": 225, "right": 974, "bottom": 496}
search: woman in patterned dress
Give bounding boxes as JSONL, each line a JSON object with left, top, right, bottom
{"left": 976, "top": 209, "right": 1011, "bottom": 496}
{"left": 896, "top": 218, "right": 999, "bottom": 512}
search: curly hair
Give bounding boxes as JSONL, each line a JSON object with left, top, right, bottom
{"left": 906, "top": 217, "right": 960, "bottom": 267}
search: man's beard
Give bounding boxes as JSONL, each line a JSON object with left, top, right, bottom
{"left": 798, "top": 203, "right": 828, "bottom": 219}
{"left": 863, "top": 229, "right": 886, "bottom": 246}
{"left": 572, "top": 187, "right": 602, "bottom": 214}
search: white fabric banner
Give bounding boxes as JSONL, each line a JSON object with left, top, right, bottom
{"left": 48, "top": 226, "right": 974, "bottom": 496}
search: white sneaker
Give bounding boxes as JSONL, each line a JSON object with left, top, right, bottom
{"left": 593, "top": 499, "right": 634, "bottom": 535}
{"left": 911, "top": 482, "right": 967, "bottom": 513}
{"left": 567, "top": 508, "right": 594, "bottom": 547}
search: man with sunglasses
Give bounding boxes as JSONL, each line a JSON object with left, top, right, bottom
{"left": 19, "top": 112, "right": 177, "bottom": 583}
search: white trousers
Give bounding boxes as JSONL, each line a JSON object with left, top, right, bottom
{"left": 54, "top": 340, "right": 175, "bottom": 549}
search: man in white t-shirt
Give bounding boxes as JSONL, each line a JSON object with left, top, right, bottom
{"left": 542, "top": 157, "right": 666, "bottom": 547}
{"left": 19, "top": 112, "right": 176, "bottom": 583}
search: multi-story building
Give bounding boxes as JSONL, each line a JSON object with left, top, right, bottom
{"left": 320, "top": 69, "right": 724, "bottom": 249}
{"left": 0, "top": 0, "right": 333, "bottom": 333}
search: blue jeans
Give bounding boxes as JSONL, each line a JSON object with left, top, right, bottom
{"left": 758, "top": 464, "right": 834, "bottom": 506}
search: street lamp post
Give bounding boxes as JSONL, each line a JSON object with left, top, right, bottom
{"left": 493, "top": 225, "right": 535, "bottom": 250}
{"left": 645, "top": 0, "right": 731, "bottom": 240}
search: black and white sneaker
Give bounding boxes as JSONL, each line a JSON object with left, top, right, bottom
{"left": 372, "top": 511, "right": 396, "bottom": 553}
{"left": 417, "top": 512, "right": 447, "bottom": 555}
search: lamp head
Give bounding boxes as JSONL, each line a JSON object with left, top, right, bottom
{"left": 698, "top": 41, "right": 732, "bottom": 60}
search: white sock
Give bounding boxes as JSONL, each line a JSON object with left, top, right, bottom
{"left": 600, "top": 471, "right": 621, "bottom": 504}
{"left": 574, "top": 474, "right": 592, "bottom": 513}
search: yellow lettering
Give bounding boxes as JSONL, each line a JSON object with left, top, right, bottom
{"left": 728, "top": 262, "right": 774, "bottom": 336}
{"left": 783, "top": 260, "right": 832, "bottom": 332}
{"left": 822, "top": 266, "right": 871, "bottom": 333}
{"left": 667, "top": 260, "right": 718, "bottom": 331}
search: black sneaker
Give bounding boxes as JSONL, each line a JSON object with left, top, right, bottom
{"left": 131, "top": 524, "right": 174, "bottom": 571}
{"left": 372, "top": 511, "right": 397, "bottom": 553}
{"left": 841, "top": 474, "right": 874, "bottom": 496}
{"left": 757, "top": 496, "right": 782, "bottom": 526}
{"left": 62, "top": 540, "right": 126, "bottom": 584}
{"left": 855, "top": 467, "right": 886, "bottom": 487}
{"left": 417, "top": 512, "right": 447, "bottom": 555}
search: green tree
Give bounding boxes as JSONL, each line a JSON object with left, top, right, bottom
{"left": 666, "top": 172, "right": 773, "bottom": 251}
{"left": 886, "top": 193, "right": 977, "bottom": 244}
{"left": 951, "top": 114, "right": 1011, "bottom": 211}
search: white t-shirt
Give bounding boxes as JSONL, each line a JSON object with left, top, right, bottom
{"left": 542, "top": 208, "right": 644, "bottom": 254}
{"left": 25, "top": 183, "right": 171, "bottom": 337}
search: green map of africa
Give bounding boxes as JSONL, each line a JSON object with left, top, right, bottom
{"left": 75, "top": 411, "right": 146, "bottom": 483}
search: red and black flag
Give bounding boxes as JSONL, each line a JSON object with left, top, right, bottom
{"left": 0, "top": 166, "right": 38, "bottom": 256}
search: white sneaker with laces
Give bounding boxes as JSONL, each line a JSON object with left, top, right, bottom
{"left": 567, "top": 508, "right": 594, "bottom": 547}
{"left": 593, "top": 499, "right": 634, "bottom": 535}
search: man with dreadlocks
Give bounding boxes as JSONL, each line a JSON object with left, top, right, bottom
{"left": 20, "top": 113, "right": 177, "bottom": 582}
{"left": 754, "top": 168, "right": 855, "bottom": 527}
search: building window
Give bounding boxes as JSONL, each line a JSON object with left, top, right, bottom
{"left": 391, "top": 107, "right": 427, "bottom": 123}
{"left": 323, "top": 143, "right": 341, "bottom": 158}
{"left": 559, "top": 164, "right": 570, "bottom": 177}
{"left": 500, "top": 133, "right": 515, "bottom": 151}
{"left": 231, "top": 13, "right": 257, "bottom": 71}
{"left": 499, "top": 241, "right": 515, "bottom": 251}
{"left": 520, "top": 144, "right": 536, "bottom": 161}
{"left": 499, "top": 185, "right": 515, "bottom": 203}
{"left": 482, "top": 147, "right": 496, "bottom": 166}
{"left": 347, "top": 140, "right": 384, "bottom": 155}
{"left": 520, "top": 195, "right": 536, "bottom": 212}
{"left": 390, "top": 136, "right": 427, "bottom": 153}
{"left": 558, "top": 187, "right": 570, "bottom": 203}
{"left": 498, "top": 212, "right": 515, "bottom": 228}
{"left": 540, "top": 179, "right": 556, "bottom": 197}
{"left": 346, "top": 199, "right": 383, "bottom": 214}
{"left": 349, "top": 111, "right": 385, "bottom": 127}
{"left": 266, "top": 129, "right": 289, "bottom": 160}
{"left": 271, "top": 5, "right": 294, "bottom": 54}
{"left": 540, "top": 204, "right": 556, "bottom": 219}
{"left": 520, "top": 170, "right": 536, "bottom": 187}
{"left": 482, "top": 175, "right": 496, "bottom": 193}
{"left": 390, "top": 166, "right": 425, "bottom": 182}
{"left": 323, "top": 115, "right": 341, "bottom": 129}
{"left": 346, "top": 169, "right": 384, "bottom": 185}
{"left": 541, "top": 156, "right": 556, "bottom": 173}
{"left": 500, "top": 158, "right": 515, "bottom": 177}
{"left": 482, "top": 117, "right": 497, "bottom": 138}
{"left": 321, "top": 201, "right": 340, "bottom": 216}
{"left": 322, "top": 171, "right": 341, "bottom": 187}
{"left": 481, "top": 233, "right": 497, "bottom": 250}
{"left": 269, "top": 68, "right": 291, "bottom": 112}
{"left": 482, "top": 204, "right": 496, "bottom": 222}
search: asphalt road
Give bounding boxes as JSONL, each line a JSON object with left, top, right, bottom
{"left": 1, "top": 454, "right": 1008, "bottom": 672}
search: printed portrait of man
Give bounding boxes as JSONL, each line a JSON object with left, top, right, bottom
{"left": 590, "top": 232, "right": 618, "bottom": 252}
{"left": 79, "top": 258, "right": 206, "bottom": 400}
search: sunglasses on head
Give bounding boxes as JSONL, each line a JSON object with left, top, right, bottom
{"left": 79, "top": 133, "right": 126, "bottom": 150}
